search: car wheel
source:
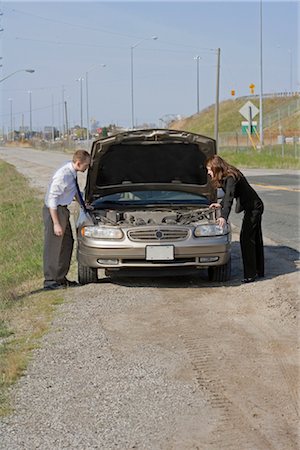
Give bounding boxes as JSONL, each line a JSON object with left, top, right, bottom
{"left": 208, "top": 256, "right": 231, "bottom": 282}
{"left": 78, "top": 262, "right": 98, "bottom": 285}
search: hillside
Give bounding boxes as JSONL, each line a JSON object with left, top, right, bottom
{"left": 169, "top": 94, "right": 300, "bottom": 139}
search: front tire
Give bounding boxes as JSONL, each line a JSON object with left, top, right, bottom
{"left": 78, "top": 262, "right": 98, "bottom": 285}
{"left": 208, "top": 256, "right": 231, "bottom": 282}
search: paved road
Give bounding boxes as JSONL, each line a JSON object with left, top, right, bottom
{"left": 231, "top": 170, "right": 300, "bottom": 252}
{"left": 0, "top": 146, "right": 298, "bottom": 252}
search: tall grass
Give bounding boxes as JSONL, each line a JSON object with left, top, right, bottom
{"left": 0, "top": 162, "right": 44, "bottom": 304}
{"left": 0, "top": 161, "right": 64, "bottom": 416}
{"left": 219, "top": 146, "right": 300, "bottom": 169}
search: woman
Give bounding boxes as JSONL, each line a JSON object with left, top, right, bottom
{"left": 206, "top": 155, "right": 264, "bottom": 283}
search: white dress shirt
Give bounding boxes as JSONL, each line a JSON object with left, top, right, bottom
{"left": 45, "top": 161, "right": 77, "bottom": 209}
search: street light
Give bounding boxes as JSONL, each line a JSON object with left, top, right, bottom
{"left": 0, "top": 68, "right": 35, "bottom": 83}
{"left": 28, "top": 90, "right": 32, "bottom": 137}
{"left": 259, "top": 0, "right": 264, "bottom": 147}
{"left": 130, "top": 35, "right": 158, "bottom": 129}
{"left": 76, "top": 77, "right": 84, "bottom": 135}
{"left": 85, "top": 63, "right": 106, "bottom": 147}
{"left": 194, "top": 56, "right": 201, "bottom": 114}
{"left": 8, "top": 98, "right": 13, "bottom": 141}
{"left": 288, "top": 49, "right": 293, "bottom": 92}
{"left": 214, "top": 48, "right": 221, "bottom": 148}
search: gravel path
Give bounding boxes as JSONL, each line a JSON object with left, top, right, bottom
{"left": 0, "top": 285, "right": 209, "bottom": 450}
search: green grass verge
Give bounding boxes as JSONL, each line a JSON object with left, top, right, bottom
{"left": 0, "top": 161, "right": 64, "bottom": 416}
{"left": 219, "top": 146, "right": 300, "bottom": 169}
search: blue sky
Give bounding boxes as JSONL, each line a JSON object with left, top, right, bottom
{"left": 0, "top": 1, "right": 298, "bottom": 132}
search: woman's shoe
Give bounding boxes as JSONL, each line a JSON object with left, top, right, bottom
{"left": 241, "top": 277, "right": 256, "bottom": 283}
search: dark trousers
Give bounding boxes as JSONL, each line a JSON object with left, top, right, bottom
{"left": 43, "top": 205, "right": 74, "bottom": 287}
{"left": 240, "top": 206, "right": 264, "bottom": 279}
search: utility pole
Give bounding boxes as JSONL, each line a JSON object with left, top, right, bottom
{"left": 194, "top": 56, "right": 201, "bottom": 114}
{"left": 28, "top": 90, "right": 32, "bottom": 137}
{"left": 62, "top": 85, "right": 65, "bottom": 137}
{"left": 259, "top": 0, "right": 264, "bottom": 147}
{"left": 64, "top": 100, "right": 69, "bottom": 143}
{"left": 214, "top": 48, "right": 221, "bottom": 150}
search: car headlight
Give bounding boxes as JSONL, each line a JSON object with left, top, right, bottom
{"left": 81, "top": 226, "right": 124, "bottom": 239}
{"left": 194, "top": 223, "right": 228, "bottom": 237}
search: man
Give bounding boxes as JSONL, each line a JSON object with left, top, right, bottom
{"left": 43, "top": 149, "right": 91, "bottom": 290}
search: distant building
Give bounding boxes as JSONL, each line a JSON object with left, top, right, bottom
{"left": 43, "top": 126, "right": 59, "bottom": 140}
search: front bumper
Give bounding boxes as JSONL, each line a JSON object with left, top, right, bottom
{"left": 77, "top": 229, "right": 231, "bottom": 269}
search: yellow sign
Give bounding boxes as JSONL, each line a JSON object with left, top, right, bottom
{"left": 249, "top": 83, "right": 255, "bottom": 94}
{"left": 231, "top": 89, "right": 235, "bottom": 96}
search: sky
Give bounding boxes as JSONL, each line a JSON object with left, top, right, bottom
{"left": 0, "top": 0, "right": 298, "bottom": 133}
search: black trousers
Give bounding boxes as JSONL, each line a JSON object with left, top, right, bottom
{"left": 240, "top": 205, "right": 264, "bottom": 279}
{"left": 43, "top": 205, "right": 74, "bottom": 287}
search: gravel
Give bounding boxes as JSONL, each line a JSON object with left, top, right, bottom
{"left": 0, "top": 285, "right": 208, "bottom": 450}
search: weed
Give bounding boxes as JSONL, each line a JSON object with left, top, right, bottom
{"left": 0, "top": 161, "right": 65, "bottom": 416}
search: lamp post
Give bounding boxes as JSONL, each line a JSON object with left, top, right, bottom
{"left": 214, "top": 48, "right": 221, "bottom": 149}
{"left": 288, "top": 49, "right": 293, "bottom": 92}
{"left": 76, "top": 77, "right": 84, "bottom": 128}
{"left": 8, "top": 98, "right": 13, "bottom": 141}
{"left": 0, "top": 68, "right": 35, "bottom": 83}
{"left": 130, "top": 36, "right": 158, "bottom": 129}
{"left": 28, "top": 90, "right": 32, "bottom": 137}
{"left": 194, "top": 56, "right": 201, "bottom": 114}
{"left": 85, "top": 63, "right": 106, "bottom": 147}
{"left": 75, "top": 77, "right": 84, "bottom": 139}
{"left": 259, "top": 0, "right": 264, "bottom": 147}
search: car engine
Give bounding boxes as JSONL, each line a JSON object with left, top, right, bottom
{"left": 91, "top": 208, "right": 216, "bottom": 226}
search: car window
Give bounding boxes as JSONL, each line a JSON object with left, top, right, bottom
{"left": 92, "top": 190, "right": 209, "bottom": 207}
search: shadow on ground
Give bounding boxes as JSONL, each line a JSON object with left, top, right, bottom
{"left": 15, "top": 243, "right": 299, "bottom": 298}
{"left": 97, "top": 243, "right": 299, "bottom": 289}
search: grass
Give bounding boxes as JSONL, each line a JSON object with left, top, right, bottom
{"left": 0, "top": 161, "right": 65, "bottom": 416}
{"left": 170, "top": 96, "right": 300, "bottom": 136}
{"left": 219, "top": 145, "right": 300, "bottom": 169}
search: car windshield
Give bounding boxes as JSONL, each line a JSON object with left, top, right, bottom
{"left": 92, "top": 190, "right": 209, "bottom": 207}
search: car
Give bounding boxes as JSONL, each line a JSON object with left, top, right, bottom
{"left": 76, "top": 129, "right": 231, "bottom": 284}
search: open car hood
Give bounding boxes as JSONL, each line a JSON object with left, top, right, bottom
{"left": 85, "top": 129, "right": 217, "bottom": 203}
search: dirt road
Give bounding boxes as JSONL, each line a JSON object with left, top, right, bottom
{"left": 0, "top": 147, "right": 299, "bottom": 449}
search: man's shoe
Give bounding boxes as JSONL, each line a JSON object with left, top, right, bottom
{"left": 61, "top": 279, "right": 79, "bottom": 287}
{"left": 241, "top": 277, "right": 256, "bottom": 284}
{"left": 44, "top": 282, "right": 66, "bottom": 291}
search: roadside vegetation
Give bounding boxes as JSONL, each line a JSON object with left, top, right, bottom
{"left": 0, "top": 161, "right": 64, "bottom": 416}
{"left": 170, "top": 95, "right": 299, "bottom": 136}
{"left": 219, "top": 146, "right": 300, "bottom": 169}
{"left": 170, "top": 94, "right": 300, "bottom": 169}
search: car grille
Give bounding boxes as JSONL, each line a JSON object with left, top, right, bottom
{"left": 127, "top": 227, "right": 190, "bottom": 242}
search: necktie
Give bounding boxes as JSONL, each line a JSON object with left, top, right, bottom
{"left": 75, "top": 177, "right": 88, "bottom": 213}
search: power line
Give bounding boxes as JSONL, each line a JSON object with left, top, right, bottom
{"left": 10, "top": 7, "right": 150, "bottom": 40}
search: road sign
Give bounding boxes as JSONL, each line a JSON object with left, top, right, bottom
{"left": 239, "top": 101, "right": 259, "bottom": 121}
{"left": 249, "top": 83, "right": 255, "bottom": 94}
{"left": 241, "top": 121, "right": 257, "bottom": 135}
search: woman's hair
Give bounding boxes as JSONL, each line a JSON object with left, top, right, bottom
{"left": 206, "top": 155, "right": 242, "bottom": 187}
{"left": 73, "top": 149, "right": 90, "bottom": 163}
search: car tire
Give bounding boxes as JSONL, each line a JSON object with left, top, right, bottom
{"left": 78, "top": 262, "right": 98, "bottom": 285}
{"left": 208, "top": 256, "right": 231, "bottom": 282}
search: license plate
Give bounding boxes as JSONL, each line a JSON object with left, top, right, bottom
{"left": 146, "top": 245, "right": 174, "bottom": 261}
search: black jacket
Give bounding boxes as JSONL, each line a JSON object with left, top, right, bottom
{"left": 220, "top": 175, "right": 263, "bottom": 220}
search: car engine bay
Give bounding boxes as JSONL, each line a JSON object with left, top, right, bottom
{"left": 91, "top": 207, "right": 217, "bottom": 226}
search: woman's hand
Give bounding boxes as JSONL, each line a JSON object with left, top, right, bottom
{"left": 209, "top": 203, "right": 221, "bottom": 209}
{"left": 217, "top": 217, "right": 227, "bottom": 228}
